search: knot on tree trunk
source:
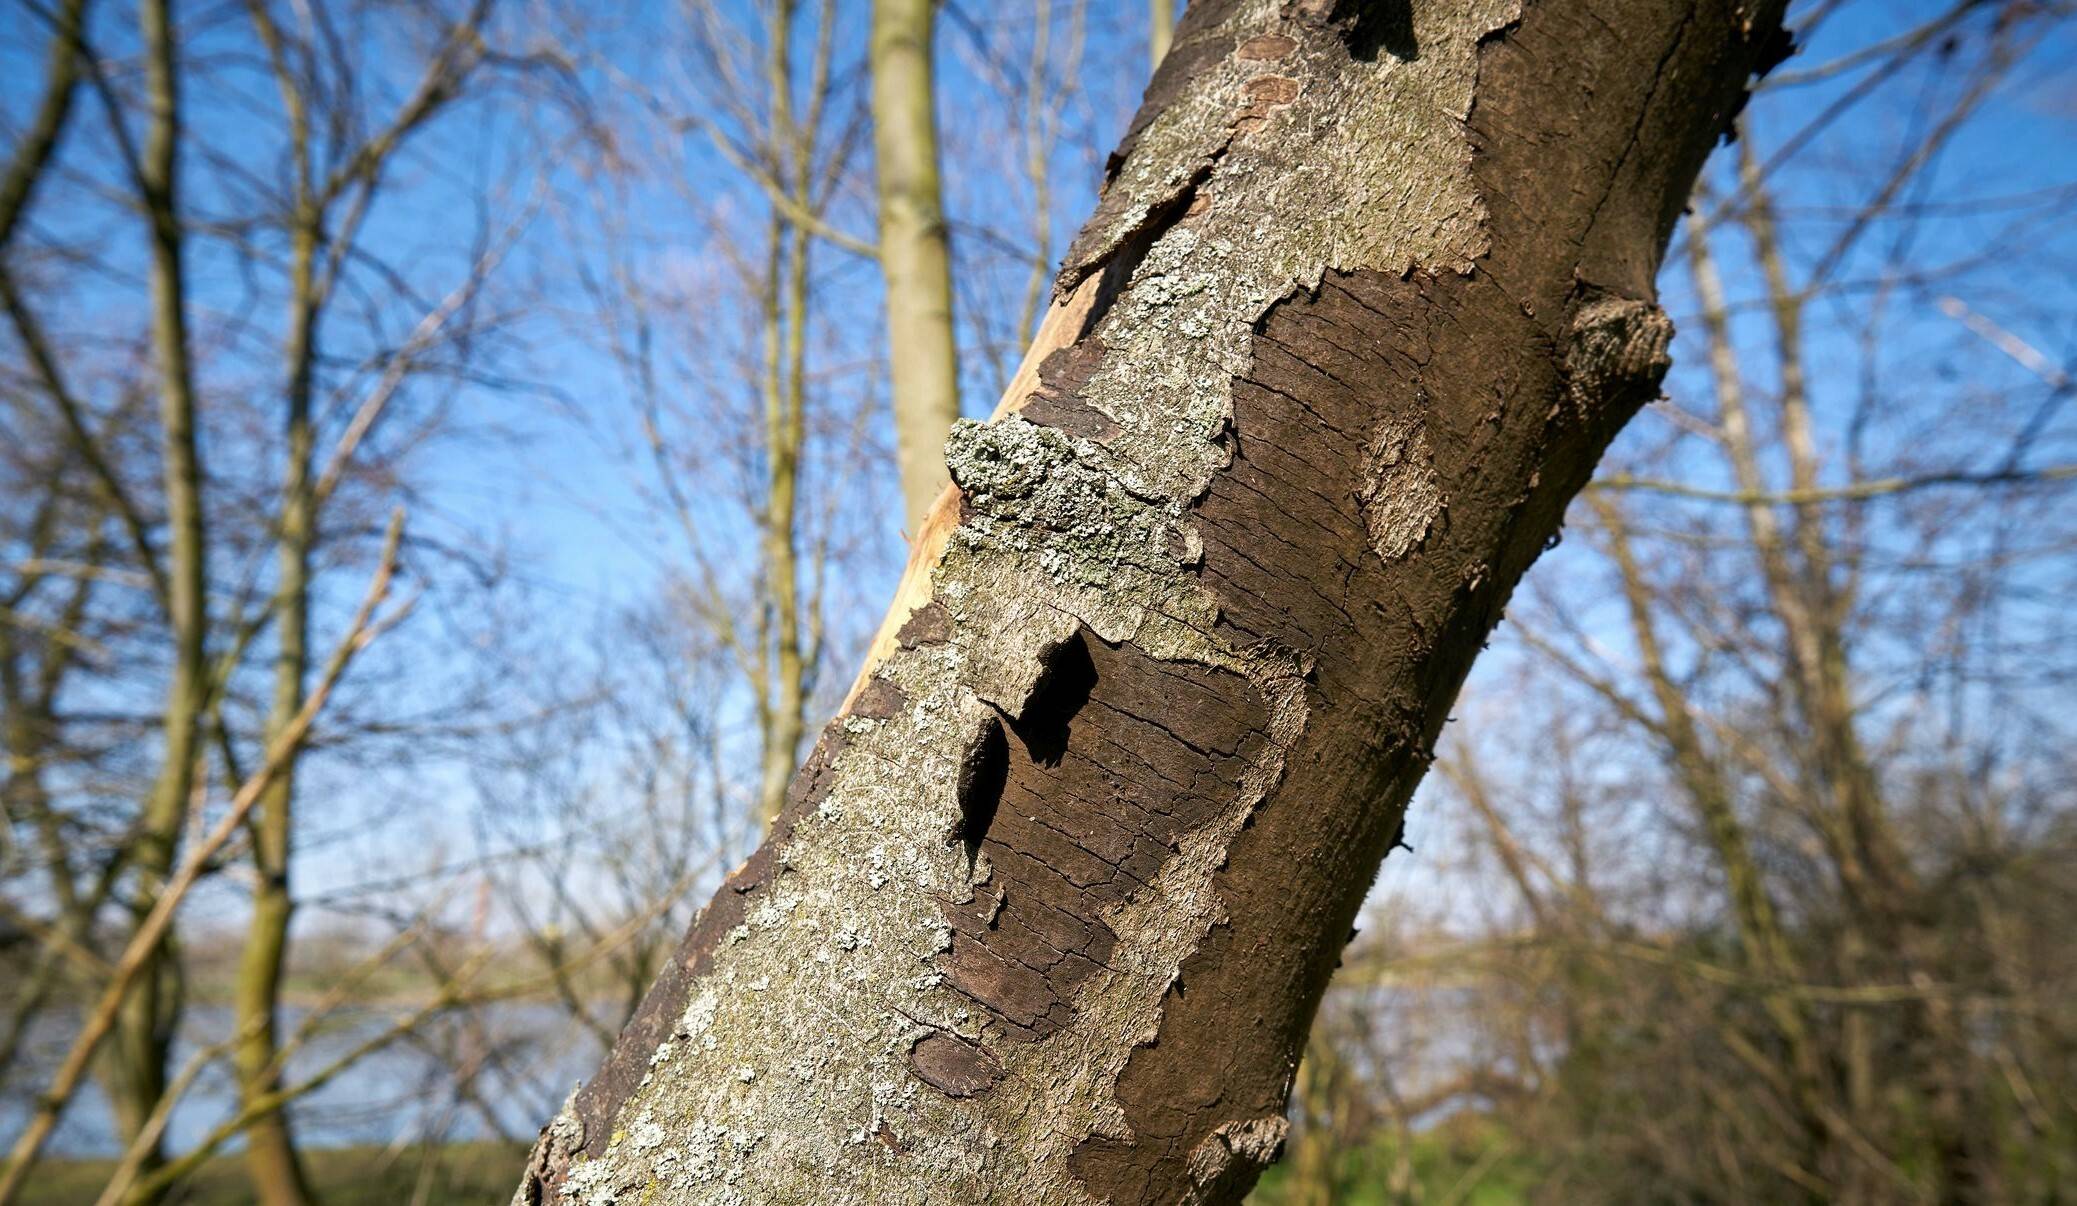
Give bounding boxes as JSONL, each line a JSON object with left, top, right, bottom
{"left": 1183, "top": 1115, "right": 1292, "bottom": 1203}
{"left": 1563, "top": 295, "right": 1675, "bottom": 421}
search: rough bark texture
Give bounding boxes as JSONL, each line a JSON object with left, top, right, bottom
{"left": 519, "top": 1, "right": 1788, "bottom": 1202}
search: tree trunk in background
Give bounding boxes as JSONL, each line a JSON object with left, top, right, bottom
{"left": 231, "top": 215, "right": 319, "bottom": 1206}
{"left": 120, "top": 1, "right": 205, "bottom": 1197}
{"left": 1150, "top": 0, "right": 1174, "bottom": 70}
{"left": 754, "top": 211, "right": 810, "bottom": 831}
{"left": 753, "top": 1, "right": 815, "bottom": 831}
{"left": 871, "top": 0, "right": 961, "bottom": 535}
{"left": 519, "top": 1, "right": 1789, "bottom": 1202}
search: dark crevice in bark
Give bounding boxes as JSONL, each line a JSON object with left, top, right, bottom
{"left": 1008, "top": 631, "right": 1097, "bottom": 765}
{"left": 954, "top": 718, "right": 1008, "bottom": 871}
{"left": 1060, "top": 159, "right": 1214, "bottom": 319}
{"left": 937, "top": 635, "right": 1267, "bottom": 1048}
{"left": 1328, "top": 0, "right": 1419, "bottom": 62}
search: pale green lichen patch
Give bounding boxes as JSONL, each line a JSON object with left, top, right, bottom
{"left": 943, "top": 415, "right": 1217, "bottom": 655}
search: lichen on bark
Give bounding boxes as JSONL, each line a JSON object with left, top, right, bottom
{"left": 519, "top": 0, "right": 1787, "bottom": 1200}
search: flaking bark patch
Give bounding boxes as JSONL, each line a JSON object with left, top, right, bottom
{"left": 908, "top": 1031, "right": 1005, "bottom": 1098}
{"left": 1357, "top": 415, "right": 1441, "bottom": 562}
{"left": 936, "top": 632, "right": 1271, "bottom": 1045}
{"left": 895, "top": 599, "right": 955, "bottom": 648}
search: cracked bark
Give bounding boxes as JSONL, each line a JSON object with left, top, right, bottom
{"left": 518, "top": 1, "right": 1790, "bottom": 1202}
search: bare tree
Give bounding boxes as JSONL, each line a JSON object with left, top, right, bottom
{"left": 573, "top": 0, "right": 879, "bottom": 830}
{"left": 117, "top": 3, "right": 209, "bottom": 1191}
{"left": 229, "top": 5, "right": 502, "bottom": 1198}
{"left": 0, "top": 0, "right": 571, "bottom": 1198}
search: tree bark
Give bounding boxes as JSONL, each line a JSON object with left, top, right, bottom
{"left": 871, "top": 0, "right": 962, "bottom": 534}
{"left": 518, "top": 1, "right": 1789, "bottom": 1202}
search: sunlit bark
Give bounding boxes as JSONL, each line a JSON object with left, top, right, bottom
{"left": 519, "top": 2, "right": 1789, "bottom": 1201}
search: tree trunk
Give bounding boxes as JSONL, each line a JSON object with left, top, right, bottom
{"left": 871, "top": 0, "right": 961, "bottom": 535}
{"left": 232, "top": 214, "right": 319, "bottom": 1206}
{"left": 518, "top": 2, "right": 1789, "bottom": 1202}
{"left": 121, "top": 0, "right": 206, "bottom": 1197}
{"left": 753, "top": 2, "right": 814, "bottom": 831}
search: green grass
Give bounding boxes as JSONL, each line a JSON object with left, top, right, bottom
{"left": 1249, "top": 1116, "right": 1534, "bottom": 1205}
{"left": 23, "top": 1142, "right": 530, "bottom": 1205}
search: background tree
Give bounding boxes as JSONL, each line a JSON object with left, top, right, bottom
{"left": 872, "top": 0, "right": 962, "bottom": 534}
{"left": 1149, "top": 0, "right": 1174, "bottom": 69}
{"left": 0, "top": 0, "right": 582, "bottom": 1198}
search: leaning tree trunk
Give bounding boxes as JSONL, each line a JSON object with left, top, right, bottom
{"left": 519, "top": 1, "right": 1789, "bottom": 1202}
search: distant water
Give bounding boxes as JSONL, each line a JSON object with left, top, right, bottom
{"left": 3, "top": 985, "right": 1494, "bottom": 1159}
{"left": 0, "top": 1001, "right": 606, "bottom": 1158}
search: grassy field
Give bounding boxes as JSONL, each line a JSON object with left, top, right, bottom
{"left": 22, "top": 1142, "right": 530, "bottom": 1205}
{"left": 1250, "top": 1118, "right": 1532, "bottom": 1206}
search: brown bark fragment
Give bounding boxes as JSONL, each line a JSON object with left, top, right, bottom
{"left": 1236, "top": 34, "right": 1297, "bottom": 60}
{"left": 1018, "top": 340, "right": 1121, "bottom": 443}
{"left": 1240, "top": 76, "right": 1301, "bottom": 105}
{"left": 852, "top": 675, "right": 910, "bottom": 722}
{"left": 937, "top": 632, "right": 1268, "bottom": 1046}
{"left": 896, "top": 599, "right": 955, "bottom": 648}
{"left": 908, "top": 1031, "right": 1006, "bottom": 1098}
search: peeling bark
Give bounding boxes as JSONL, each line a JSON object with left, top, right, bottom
{"left": 519, "top": 1, "right": 1789, "bottom": 1202}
